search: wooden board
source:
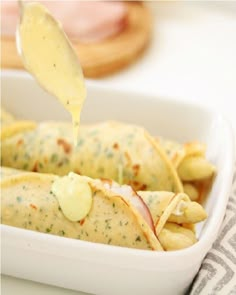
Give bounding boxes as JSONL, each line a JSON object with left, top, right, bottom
{"left": 1, "top": 2, "right": 152, "bottom": 78}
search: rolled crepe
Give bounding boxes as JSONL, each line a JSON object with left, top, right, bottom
{"left": 141, "top": 191, "right": 204, "bottom": 251}
{"left": 1, "top": 120, "right": 183, "bottom": 192}
{"left": 1, "top": 171, "right": 162, "bottom": 251}
{"left": 158, "top": 139, "right": 216, "bottom": 201}
{"left": 1, "top": 168, "right": 207, "bottom": 251}
{"left": 139, "top": 191, "right": 207, "bottom": 237}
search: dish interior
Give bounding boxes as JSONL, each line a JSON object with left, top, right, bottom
{"left": 1, "top": 71, "right": 234, "bottom": 247}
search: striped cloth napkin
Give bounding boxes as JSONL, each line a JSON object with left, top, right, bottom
{"left": 190, "top": 169, "right": 236, "bottom": 295}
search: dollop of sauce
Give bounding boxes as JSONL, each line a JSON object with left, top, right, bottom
{"left": 51, "top": 172, "right": 92, "bottom": 222}
{"left": 18, "top": 2, "right": 86, "bottom": 144}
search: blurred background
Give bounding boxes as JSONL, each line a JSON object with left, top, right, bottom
{"left": 103, "top": 1, "right": 236, "bottom": 121}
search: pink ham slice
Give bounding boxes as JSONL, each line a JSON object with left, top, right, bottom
{"left": 102, "top": 180, "right": 155, "bottom": 233}
{"left": 1, "top": 1, "right": 128, "bottom": 43}
{"left": 1, "top": 1, "right": 19, "bottom": 36}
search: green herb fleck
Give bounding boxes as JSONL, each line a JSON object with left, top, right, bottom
{"left": 23, "top": 163, "right": 29, "bottom": 170}
{"left": 135, "top": 236, "right": 141, "bottom": 242}
{"left": 97, "top": 167, "right": 104, "bottom": 174}
{"left": 60, "top": 230, "right": 65, "bottom": 236}
{"left": 51, "top": 154, "right": 58, "bottom": 163}
{"left": 106, "top": 151, "right": 114, "bottom": 158}
{"left": 16, "top": 196, "right": 22, "bottom": 203}
{"left": 105, "top": 219, "right": 112, "bottom": 230}
{"left": 88, "top": 129, "right": 98, "bottom": 137}
{"left": 24, "top": 153, "right": 30, "bottom": 160}
{"left": 77, "top": 139, "right": 84, "bottom": 147}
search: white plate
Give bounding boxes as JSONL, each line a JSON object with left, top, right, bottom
{"left": 1, "top": 71, "right": 235, "bottom": 295}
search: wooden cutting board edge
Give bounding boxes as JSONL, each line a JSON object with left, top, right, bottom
{"left": 1, "top": 2, "right": 153, "bottom": 78}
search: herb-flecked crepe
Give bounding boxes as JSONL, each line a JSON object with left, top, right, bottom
{"left": 1, "top": 167, "right": 207, "bottom": 251}
{"left": 1, "top": 120, "right": 183, "bottom": 192}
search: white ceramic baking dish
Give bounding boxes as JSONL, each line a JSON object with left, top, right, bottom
{"left": 1, "top": 70, "right": 235, "bottom": 295}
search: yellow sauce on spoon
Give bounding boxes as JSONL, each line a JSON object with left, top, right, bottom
{"left": 17, "top": 1, "right": 86, "bottom": 145}
{"left": 17, "top": 2, "right": 90, "bottom": 220}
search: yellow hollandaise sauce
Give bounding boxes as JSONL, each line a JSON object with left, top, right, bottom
{"left": 52, "top": 173, "right": 92, "bottom": 222}
{"left": 18, "top": 2, "right": 86, "bottom": 145}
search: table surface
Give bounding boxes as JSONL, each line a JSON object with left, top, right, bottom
{"left": 2, "top": 2, "right": 236, "bottom": 295}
